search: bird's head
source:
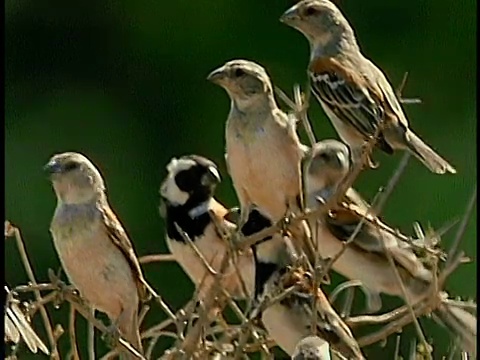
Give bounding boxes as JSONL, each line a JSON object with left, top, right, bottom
{"left": 306, "top": 139, "right": 351, "bottom": 200}
{"left": 44, "top": 152, "right": 106, "bottom": 204}
{"left": 160, "top": 155, "right": 221, "bottom": 210}
{"left": 280, "top": 0, "right": 356, "bottom": 53}
{"left": 207, "top": 59, "right": 276, "bottom": 111}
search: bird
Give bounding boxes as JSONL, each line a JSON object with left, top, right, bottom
{"left": 304, "top": 139, "right": 476, "bottom": 355}
{"left": 159, "top": 154, "right": 255, "bottom": 301}
{"left": 292, "top": 335, "right": 333, "bottom": 360}
{"left": 46, "top": 152, "right": 149, "bottom": 358}
{"left": 280, "top": 0, "right": 456, "bottom": 174}
{"left": 243, "top": 209, "right": 364, "bottom": 359}
{"left": 207, "top": 59, "right": 308, "bottom": 229}
{"left": 4, "top": 285, "right": 49, "bottom": 355}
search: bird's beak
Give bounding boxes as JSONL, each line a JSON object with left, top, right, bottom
{"left": 280, "top": 6, "right": 300, "bottom": 25}
{"left": 43, "top": 160, "right": 63, "bottom": 174}
{"left": 207, "top": 66, "right": 228, "bottom": 85}
{"left": 201, "top": 165, "right": 221, "bottom": 186}
{"left": 207, "top": 166, "right": 221, "bottom": 183}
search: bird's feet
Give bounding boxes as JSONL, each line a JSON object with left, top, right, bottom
{"left": 102, "top": 322, "right": 121, "bottom": 350}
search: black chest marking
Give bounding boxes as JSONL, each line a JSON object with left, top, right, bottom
{"left": 241, "top": 209, "right": 276, "bottom": 299}
{"left": 163, "top": 202, "right": 212, "bottom": 243}
{"left": 252, "top": 249, "right": 278, "bottom": 299}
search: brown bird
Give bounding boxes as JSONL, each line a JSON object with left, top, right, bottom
{"left": 159, "top": 154, "right": 255, "bottom": 300}
{"left": 280, "top": 0, "right": 456, "bottom": 174}
{"left": 46, "top": 152, "right": 149, "bottom": 358}
{"left": 305, "top": 140, "right": 476, "bottom": 355}
{"left": 207, "top": 59, "right": 308, "bottom": 228}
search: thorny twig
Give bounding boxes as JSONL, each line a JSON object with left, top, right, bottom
{"left": 87, "top": 308, "right": 95, "bottom": 360}
{"left": 445, "top": 187, "right": 477, "bottom": 269}
{"left": 68, "top": 305, "right": 80, "bottom": 360}
{"left": 139, "top": 254, "right": 176, "bottom": 264}
{"left": 5, "top": 221, "right": 59, "bottom": 359}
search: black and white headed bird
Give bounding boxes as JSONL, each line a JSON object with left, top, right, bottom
{"left": 159, "top": 155, "right": 255, "bottom": 300}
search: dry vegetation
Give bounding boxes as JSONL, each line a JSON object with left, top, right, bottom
{"left": 4, "top": 84, "right": 477, "bottom": 360}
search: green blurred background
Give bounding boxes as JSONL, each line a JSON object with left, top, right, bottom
{"left": 5, "top": 0, "right": 476, "bottom": 358}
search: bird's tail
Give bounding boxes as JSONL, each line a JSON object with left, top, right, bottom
{"left": 434, "top": 300, "right": 476, "bottom": 357}
{"left": 404, "top": 130, "right": 456, "bottom": 174}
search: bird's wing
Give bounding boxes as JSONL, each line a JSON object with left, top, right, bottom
{"left": 364, "top": 58, "right": 410, "bottom": 129}
{"left": 309, "top": 57, "right": 393, "bottom": 153}
{"left": 325, "top": 190, "right": 432, "bottom": 282}
{"left": 99, "top": 202, "right": 151, "bottom": 301}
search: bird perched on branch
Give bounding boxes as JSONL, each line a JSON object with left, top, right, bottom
{"left": 280, "top": 0, "right": 456, "bottom": 174}
{"left": 207, "top": 59, "right": 308, "bottom": 228}
{"left": 243, "top": 210, "right": 364, "bottom": 359}
{"left": 304, "top": 139, "right": 476, "bottom": 355}
{"left": 46, "top": 152, "right": 149, "bottom": 358}
{"left": 159, "top": 154, "right": 255, "bottom": 300}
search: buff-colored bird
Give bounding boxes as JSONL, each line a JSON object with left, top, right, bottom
{"left": 305, "top": 140, "right": 476, "bottom": 355}
{"left": 46, "top": 152, "right": 149, "bottom": 358}
{"left": 208, "top": 59, "right": 308, "bottom": 228}
{"left": 281, "top": 0, "right": 456, "bottom": 174}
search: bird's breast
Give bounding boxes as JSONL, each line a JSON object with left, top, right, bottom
{"left": 50, "top": 206, "right": 138, "bottom": 317}
{"left": 226, "top": 123, "right": 302, "bottom": 220}
{"left": 262, "top": 302, "right": 309, "bottom": 355}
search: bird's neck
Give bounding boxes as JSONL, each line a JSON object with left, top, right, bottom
{"left": 310, "top": 32, "right": 360, "bottom": 61}
{"left": 52, "top": 200, "right": 101, "bottom": 239}
{"left": 231, "top": 94, "right": 278, "bottom": 116}
{"left": 163, "top": 197, "right": 213, "bottom": 243}
{"left": 187, "top": 199, "right": 211, "bottom": 218}
{"left": 54, "top": 187, "right": 104, "bottom": 206}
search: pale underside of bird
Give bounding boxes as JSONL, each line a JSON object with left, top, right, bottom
{"left": 208, "top": 59, "right": 306, "bottom": 225}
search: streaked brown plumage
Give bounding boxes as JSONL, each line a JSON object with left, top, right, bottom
{"left": 305, "top": 140, "right": 476, "bottom": 355}
{"left": 281, "top": 0, "right": 456, "bottom": 174}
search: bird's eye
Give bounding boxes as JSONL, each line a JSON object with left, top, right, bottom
{"left": 319, "top": 153, "right": 331, "bottom": 162}
{"left": 234, "top": 68, "right": 246, "bottom": 77}
{"left": 305, "top": 6, "right": 318, "bottom": 16}
{"left": 63, "top": 161, "right": 80, "bottom": 172}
